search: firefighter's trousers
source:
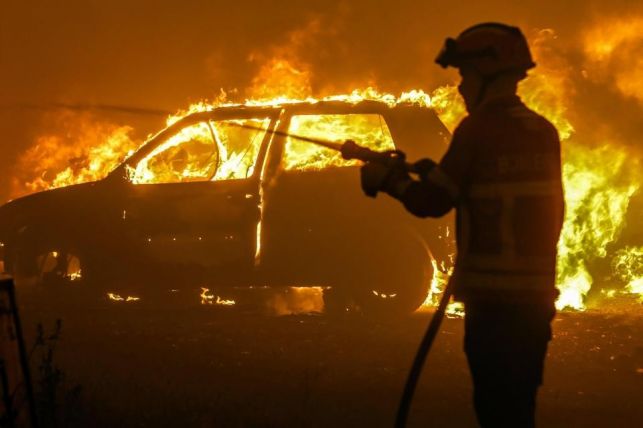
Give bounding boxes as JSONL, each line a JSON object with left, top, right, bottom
{"left": 464, "top": 298, "right": 555, "bottom": 428}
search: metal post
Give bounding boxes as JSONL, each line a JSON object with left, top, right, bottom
{"left": 0, "top": 278, "right": 38, "bottom": 428}
{"left": 0, "top": 359, "right": 16, "bottom": 427}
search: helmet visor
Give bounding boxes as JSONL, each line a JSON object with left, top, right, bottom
{"left": 435, "top": 38, "right": 459, "bottom": 68}
{"left": 435, "top": 38, "right": 497, "bottom": 69}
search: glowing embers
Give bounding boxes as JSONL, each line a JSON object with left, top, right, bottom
{"left": 284, "top": 114, "right": 395, "bottom": 171}
{"left": 66, "top": 255, "right": 82, "bottom": 281}
{"left": 267, "top": 286, "right": 325, "bottom": 315}
{"left": 39, "top": 251, "right": 83, "bottom": 282}
{"left": 107, "top": 293, "right": 140, "bottom": 302}
{"left": 200, "top": 287, "right": 235, "bottom": 306}
{"left": 129, "top": 118, "right": 270, "bottom": 185}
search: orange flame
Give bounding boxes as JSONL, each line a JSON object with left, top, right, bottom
{"left": 200, "top": 287, "right": 235, "bottom": 306}
{"left": 10, "top": 24, "right": 642, "bottom": 314}
{"left": 11, "top": 111, "right": 138, "bottom": 199}
{"left": 107, "top": 293, "right": 140, "bottom": 302}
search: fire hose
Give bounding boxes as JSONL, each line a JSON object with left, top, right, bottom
{"left": 395, "top": 282, "right": 453, "bottom": 428}
{"left": 225, "top": 121, "right": 419, "bottom": 172}
{"left": 234, "top": 122, "right": 452, "bottom": 427}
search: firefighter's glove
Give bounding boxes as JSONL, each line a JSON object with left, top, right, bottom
{"left": 360, "top": 160, "right": 410, "bottom": 198}
{"left": 413, "top": 158, "right": 437, "bottom": 182}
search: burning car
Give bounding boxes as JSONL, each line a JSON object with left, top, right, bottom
{"left": 0, "top": 99, "right": 453, "bottom": 313}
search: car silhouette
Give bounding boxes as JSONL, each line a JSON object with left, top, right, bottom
{"left": 0, "top": 100, "right": 453, "bottom": 314}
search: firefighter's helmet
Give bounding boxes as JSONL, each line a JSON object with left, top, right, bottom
{"left": 435, "top": 23, "right": 535, "bottom": 77}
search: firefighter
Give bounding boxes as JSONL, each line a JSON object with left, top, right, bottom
{"left": 361, "top": 23, "right": 565, "bottom": 427}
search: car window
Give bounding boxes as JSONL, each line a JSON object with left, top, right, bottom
{"left": 129, "top": 118, "right": 270, "bottom": 184}
{"left": 130, "top": 122, "right": 218, "bottom": 184}
{"left": 283, "top": 114, "right": 395, "bottom": 171}
{"left": 209, "top": 118, "right": 270, "bottom": 181}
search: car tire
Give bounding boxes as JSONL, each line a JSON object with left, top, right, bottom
{"left": 329, "top": 231, "right": 432, "bottom": 317}
{"left": 9, "top": 228, "right": 86, "bottom": 290}
{"left": 323, "top": 287, "right": 352, "bottom": 315}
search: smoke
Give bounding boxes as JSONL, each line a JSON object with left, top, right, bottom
{"left": 583, "top": 16, "right": 643, "bottom": 103}
{"left": 2, "top": 0, "right": 642, "bottom": 305}
{"left": 245, "top": 18, "right": 320, "bottom": 100}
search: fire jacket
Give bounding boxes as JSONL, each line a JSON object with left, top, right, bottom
{"left": 395, "top": 95, "right": 564, "bottom": 301}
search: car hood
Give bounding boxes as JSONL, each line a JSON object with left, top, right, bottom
{"left": 0, "top": 181, "right": 106, "bottom": 239}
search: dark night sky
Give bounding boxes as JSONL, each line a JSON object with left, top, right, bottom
{"left": 1, "top": 0, "right": 641, "bottom": 200}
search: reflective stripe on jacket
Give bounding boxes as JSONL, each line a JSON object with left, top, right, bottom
{"left": 400, "top": 95, "right": 564, "bottom": 300}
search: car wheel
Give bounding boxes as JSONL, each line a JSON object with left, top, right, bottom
{"left": 10, "top": 230, "right": 85, "bottom": 290}
{"left": 323, "top": 287, "right": 352, "bottom": 315}
{"left": 344, "top": 234, "right": 432, "bottom": 317}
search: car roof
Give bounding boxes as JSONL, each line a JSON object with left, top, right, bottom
{"left": 179, "top": 99, "right": 429, "bottom": 117}
{"left": 121, "top": 100, "right": 450, "bottom": 171}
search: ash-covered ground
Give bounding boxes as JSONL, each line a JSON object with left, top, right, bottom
{"left": 18, "top": 292, "right": 643, "bottom": 428}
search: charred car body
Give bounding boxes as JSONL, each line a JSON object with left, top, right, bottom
{"left": 0, "top": 100, "right": 453, "bottom": 313}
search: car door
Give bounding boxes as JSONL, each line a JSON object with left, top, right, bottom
{"left": 117, "top": 113, "right": 274, "bottom": 283}
{"left": 259, "top": 109, "right": 402, "bottom": 283}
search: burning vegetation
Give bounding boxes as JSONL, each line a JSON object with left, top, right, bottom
{"left": 5, "top": 19, "right": 642, "bottom": 314}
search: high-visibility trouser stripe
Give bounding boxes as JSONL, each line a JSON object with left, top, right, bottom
{"left": 456, "top": 271, "right": 556, "bottom": 291}
{"left": 468, "top": 180, "right": 562, "bottom": 198}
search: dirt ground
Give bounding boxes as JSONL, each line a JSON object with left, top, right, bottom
{"left": 17, "top": 292, "right": 643, "bottom": 428}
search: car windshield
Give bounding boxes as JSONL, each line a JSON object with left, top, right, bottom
{"left": 128, "top": 118, "right": 270, "bottom": 184}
